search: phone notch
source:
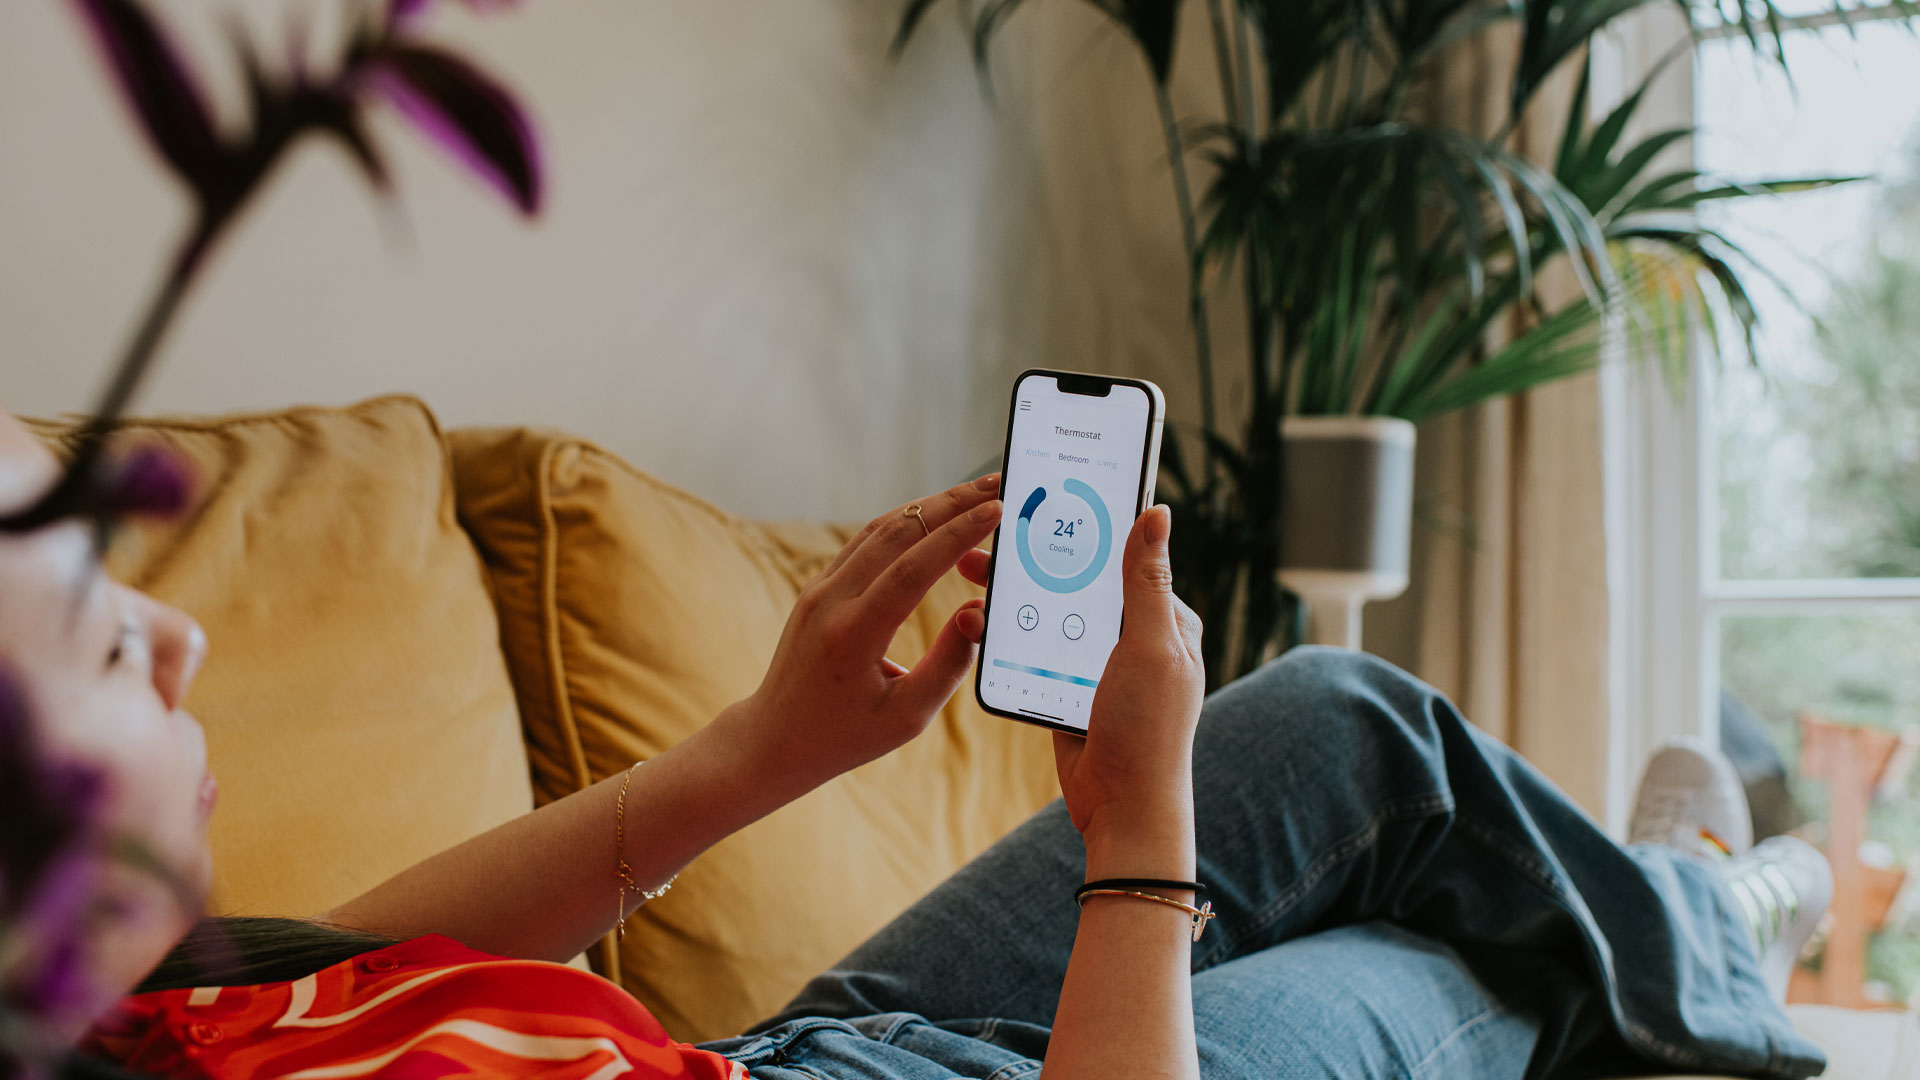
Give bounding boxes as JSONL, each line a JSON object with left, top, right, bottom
{"left": 1054, "top": 373, "right": 1115, "bottom": 398}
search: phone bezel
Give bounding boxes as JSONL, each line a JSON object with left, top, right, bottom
{"left": 974, "top": 368, "right": 1164, "bottom": 737}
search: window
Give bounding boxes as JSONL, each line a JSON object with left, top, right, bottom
{"left": 1617, "top": 3, "right": 1920, "bottom": 1008}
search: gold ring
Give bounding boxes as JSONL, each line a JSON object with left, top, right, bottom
{"left": 904, "top": 503, "right": 930, "bottom": 536}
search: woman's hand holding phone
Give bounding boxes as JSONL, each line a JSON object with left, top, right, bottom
{"left": 721, "top": 475, "right": 1003, "bottom": 800}
{"left": 1052, "top": 505, "right": 1206, "bottom": 876}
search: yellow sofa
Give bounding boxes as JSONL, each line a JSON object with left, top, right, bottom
{"left": 30, "top": 396, "right": 1914, "bottom": 1077}
{"left": 30, "top": 395, "right": 1057, "bottom": 1045}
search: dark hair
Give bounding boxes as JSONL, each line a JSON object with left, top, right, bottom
{"left": 61, "top": 916, "right": 399, "bottom": 1080}
{"left": 135, "top": 916, "right": 399, "bottom": 994}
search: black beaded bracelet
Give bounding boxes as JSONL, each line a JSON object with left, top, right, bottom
{"left": 1075, "top": 878, "right": 1207, "bottom": 905}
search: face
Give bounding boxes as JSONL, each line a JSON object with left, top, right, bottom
{"left": 0, "top": 408, "right": 212, "bottom": 1030}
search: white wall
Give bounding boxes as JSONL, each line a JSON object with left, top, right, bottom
{"left": 0, "top": 1, "right": 1223, "bottom": 519}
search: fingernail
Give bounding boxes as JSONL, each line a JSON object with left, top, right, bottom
{"left": 973, "top": 499, "right": 1003, "bottom": 522}
{"left": 1147, "top": 504, "right": 1171, "bottom": 546}
{"left": 957, "top": 606, "right": 987, "bottom": 641}
{"left": 974, "top": 473, "right": 1000, "bottom": 492}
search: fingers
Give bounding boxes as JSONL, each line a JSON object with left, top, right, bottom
{"left": 956, "top": 547, "right": 992, "bottom": 588}
{"left": 828, "top": 474, "right": 1000, "bottom": 590}
{"left": 956, "top": 597, "right": 987, "bottom": 642}
{"left": 863, "top": 498, "right": 1002, "bottom": 628}
{"left": 887, "top": 598, "right": 986, "bottom": 718}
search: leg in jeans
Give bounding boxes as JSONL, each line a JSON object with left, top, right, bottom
{"left": 742, "top": 648, "right": 1821, "bottom": 1079}
{"left": 1190, "top": 923, "right": 1565, "bottom": 1079}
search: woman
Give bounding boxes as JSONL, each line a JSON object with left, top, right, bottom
{"left": 0, "top": 404, "right": 1829, "bottom": 1080}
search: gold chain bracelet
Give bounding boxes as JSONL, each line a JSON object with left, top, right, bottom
{"left": 1076, "top": 888, "right": 1217, "bottom": 942}
{"left": 614, "top": 759, "right": 678, "bottom": 940}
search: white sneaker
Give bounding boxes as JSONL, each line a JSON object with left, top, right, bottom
{"left": 1629, "top": 738, "right": 1754, "bottom": 858}
{"left": 1718, "top": 836, "right": 1833, "bottom": 1002}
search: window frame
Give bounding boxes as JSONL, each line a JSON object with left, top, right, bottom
{"left": 1605, "top": 2, "right": 1920, "bottom": 836}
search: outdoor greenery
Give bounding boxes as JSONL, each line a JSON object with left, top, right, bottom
{"left": 1719, "top": 138, "right": 1920, "bottom": 1005}
{"left": 1721, "top": 165, "right": 1920, "bottom": 582}
{"left": 898, "top": 0, "right": 1849, "bottom": 686}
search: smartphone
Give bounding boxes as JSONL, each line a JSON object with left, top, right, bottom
{"left": 975, "top": 369, "right": 1165, "bottom": 736}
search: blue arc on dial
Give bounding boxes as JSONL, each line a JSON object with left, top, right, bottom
{"left": 1014, "top": 478, "right": 1113, "bottom": 594}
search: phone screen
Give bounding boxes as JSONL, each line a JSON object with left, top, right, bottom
{"left": 978, "top": 371, "right": 1161, "bottom": 734}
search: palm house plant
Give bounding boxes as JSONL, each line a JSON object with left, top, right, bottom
{"left": 896, "top": 0, "right": 1854, "bottom": 688}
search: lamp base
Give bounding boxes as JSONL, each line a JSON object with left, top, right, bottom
{"left": 1277, "top": 569, "right": 1410, "bottom": 650}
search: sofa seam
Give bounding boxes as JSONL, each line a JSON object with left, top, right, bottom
{"left": 22, "top": 393, "right": 427, "bottom": 436}
{"left": 533, "top": 439, "right": 612, "bottom": 979}
{"left": 577, "top": 443, "right": 838, "bottom": 586}
{"left": 579, "top": 442, "right": 746, "bottom": 536}
{"left": 534, "top": 439, "right": 595, "bottom": 795}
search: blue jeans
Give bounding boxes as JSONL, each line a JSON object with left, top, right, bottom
{"left": 695, "top": 648, "right": 1824, "bottom": 1079}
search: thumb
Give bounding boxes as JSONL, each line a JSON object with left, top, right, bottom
{"left": 1120, "top": 504, "right": 1176, "bottom": 629}
{"left": 889, "top": 599, "right": 983, "bottom": 716}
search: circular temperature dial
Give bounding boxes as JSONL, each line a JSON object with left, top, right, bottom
{"left": 1014, "top": 479, "right": 1113, "bottom": 595}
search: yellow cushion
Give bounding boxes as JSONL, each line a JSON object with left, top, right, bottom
{"left": 449, "top": 427, "right": 1060, "bottom": 1043}
{"left": 29, "top": 397, "right": 533, "bottom": 920}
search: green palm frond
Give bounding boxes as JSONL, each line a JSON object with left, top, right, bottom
{"left": 889, "top": 0, "right": 1904, "bottom": 686}
{"left": 1512, "top": 0, "right": 1850, "bottom": 122}
{"left": 1396, "top": 298, "right": 1606, "bottom": 421}
{"left": 1234, "top": 0, "right": 1356, "bottom": 122}
{"left": 893, "top": 0, "right": 1186, "bottom": 85}
{"left": 890, "top": 0, "right": 947, "bottom": 58}
{"left": 1513, "top": 0, "right": 1651, "bottom": 120}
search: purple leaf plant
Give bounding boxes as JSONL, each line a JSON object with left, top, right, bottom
{"left": 2, "top": 0, "right": 542, "bottom": 539}
{"left": 0, "top": 666, "right": 112, "bottom": 1079}
{"left": 0, "top": 1, "right": 543, "bottom": 1073}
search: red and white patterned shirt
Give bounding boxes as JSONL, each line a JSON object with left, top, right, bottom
{"left": 86, "top": 934, "right": 746, "bottom": 1080}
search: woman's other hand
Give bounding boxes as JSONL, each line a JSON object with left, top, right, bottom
{"left": 730, "top": 475, "right": 1003, "bottom": 793}
{"left": 1052, "top": 506, "right": 1205, "bottom": 870}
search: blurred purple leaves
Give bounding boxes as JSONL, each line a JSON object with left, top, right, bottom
{"left": 1, "top": 657, "right": 205, "bottom": 1079}
{"left": 71, "top": 0, "right": 222, "bottom": 197}
{"left": 3, "top": 4, "right": 544, "bottom": 1071}
{"left": 365, "top": 44, "right": 542, "bottom": 214}
{"left": 0, "top": 0, "right": 542, "bottom": 542}
{"left": 100, "top": 445, "right": 194, "bottom": 520}
{"left": 0, "top": 666, "right": 111, "bottom": 1078}
{"left": 70, "top": 0, "right": 542, "bottom": 224}
{"left": 389, "top": 0, "right": 523, "bottom": 32}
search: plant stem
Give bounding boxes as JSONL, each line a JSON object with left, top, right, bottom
{"left": 1231, "top": 2, "right": 1255, "bottom": 138}
{"left": 94, "top": 217, "right": 219, "bottom": 428}
{"left": 1347, "top": 6, "right": 1369, "bottom": 122}
{"left": 1154, "top": 82, "right": 1219, "bottom": 477}
{"left": 1206, "top": 0, "right": 1241, "bottom": 129}
{"left": 3, "top": 216, "right": 220, "bottom": 532}
{"left": 1491, "top": 107, "right": 1521, "bottom": 150}
{"left": 1243, "top": 220, "right": 1272, "bottom": 408}
{"left": 1316, "top": 49, "right": 1337, "bottom": 130}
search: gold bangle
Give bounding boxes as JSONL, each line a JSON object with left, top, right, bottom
{"left": 614, "top": 760, "right": 678, "bottom": 940}
{"left": 1076, "top": 889, "right": 1217, "bottom": 942}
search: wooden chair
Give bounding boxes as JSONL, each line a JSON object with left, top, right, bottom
{"left": 1787, "top": 713, "right": 1918, "bottom": 1009}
